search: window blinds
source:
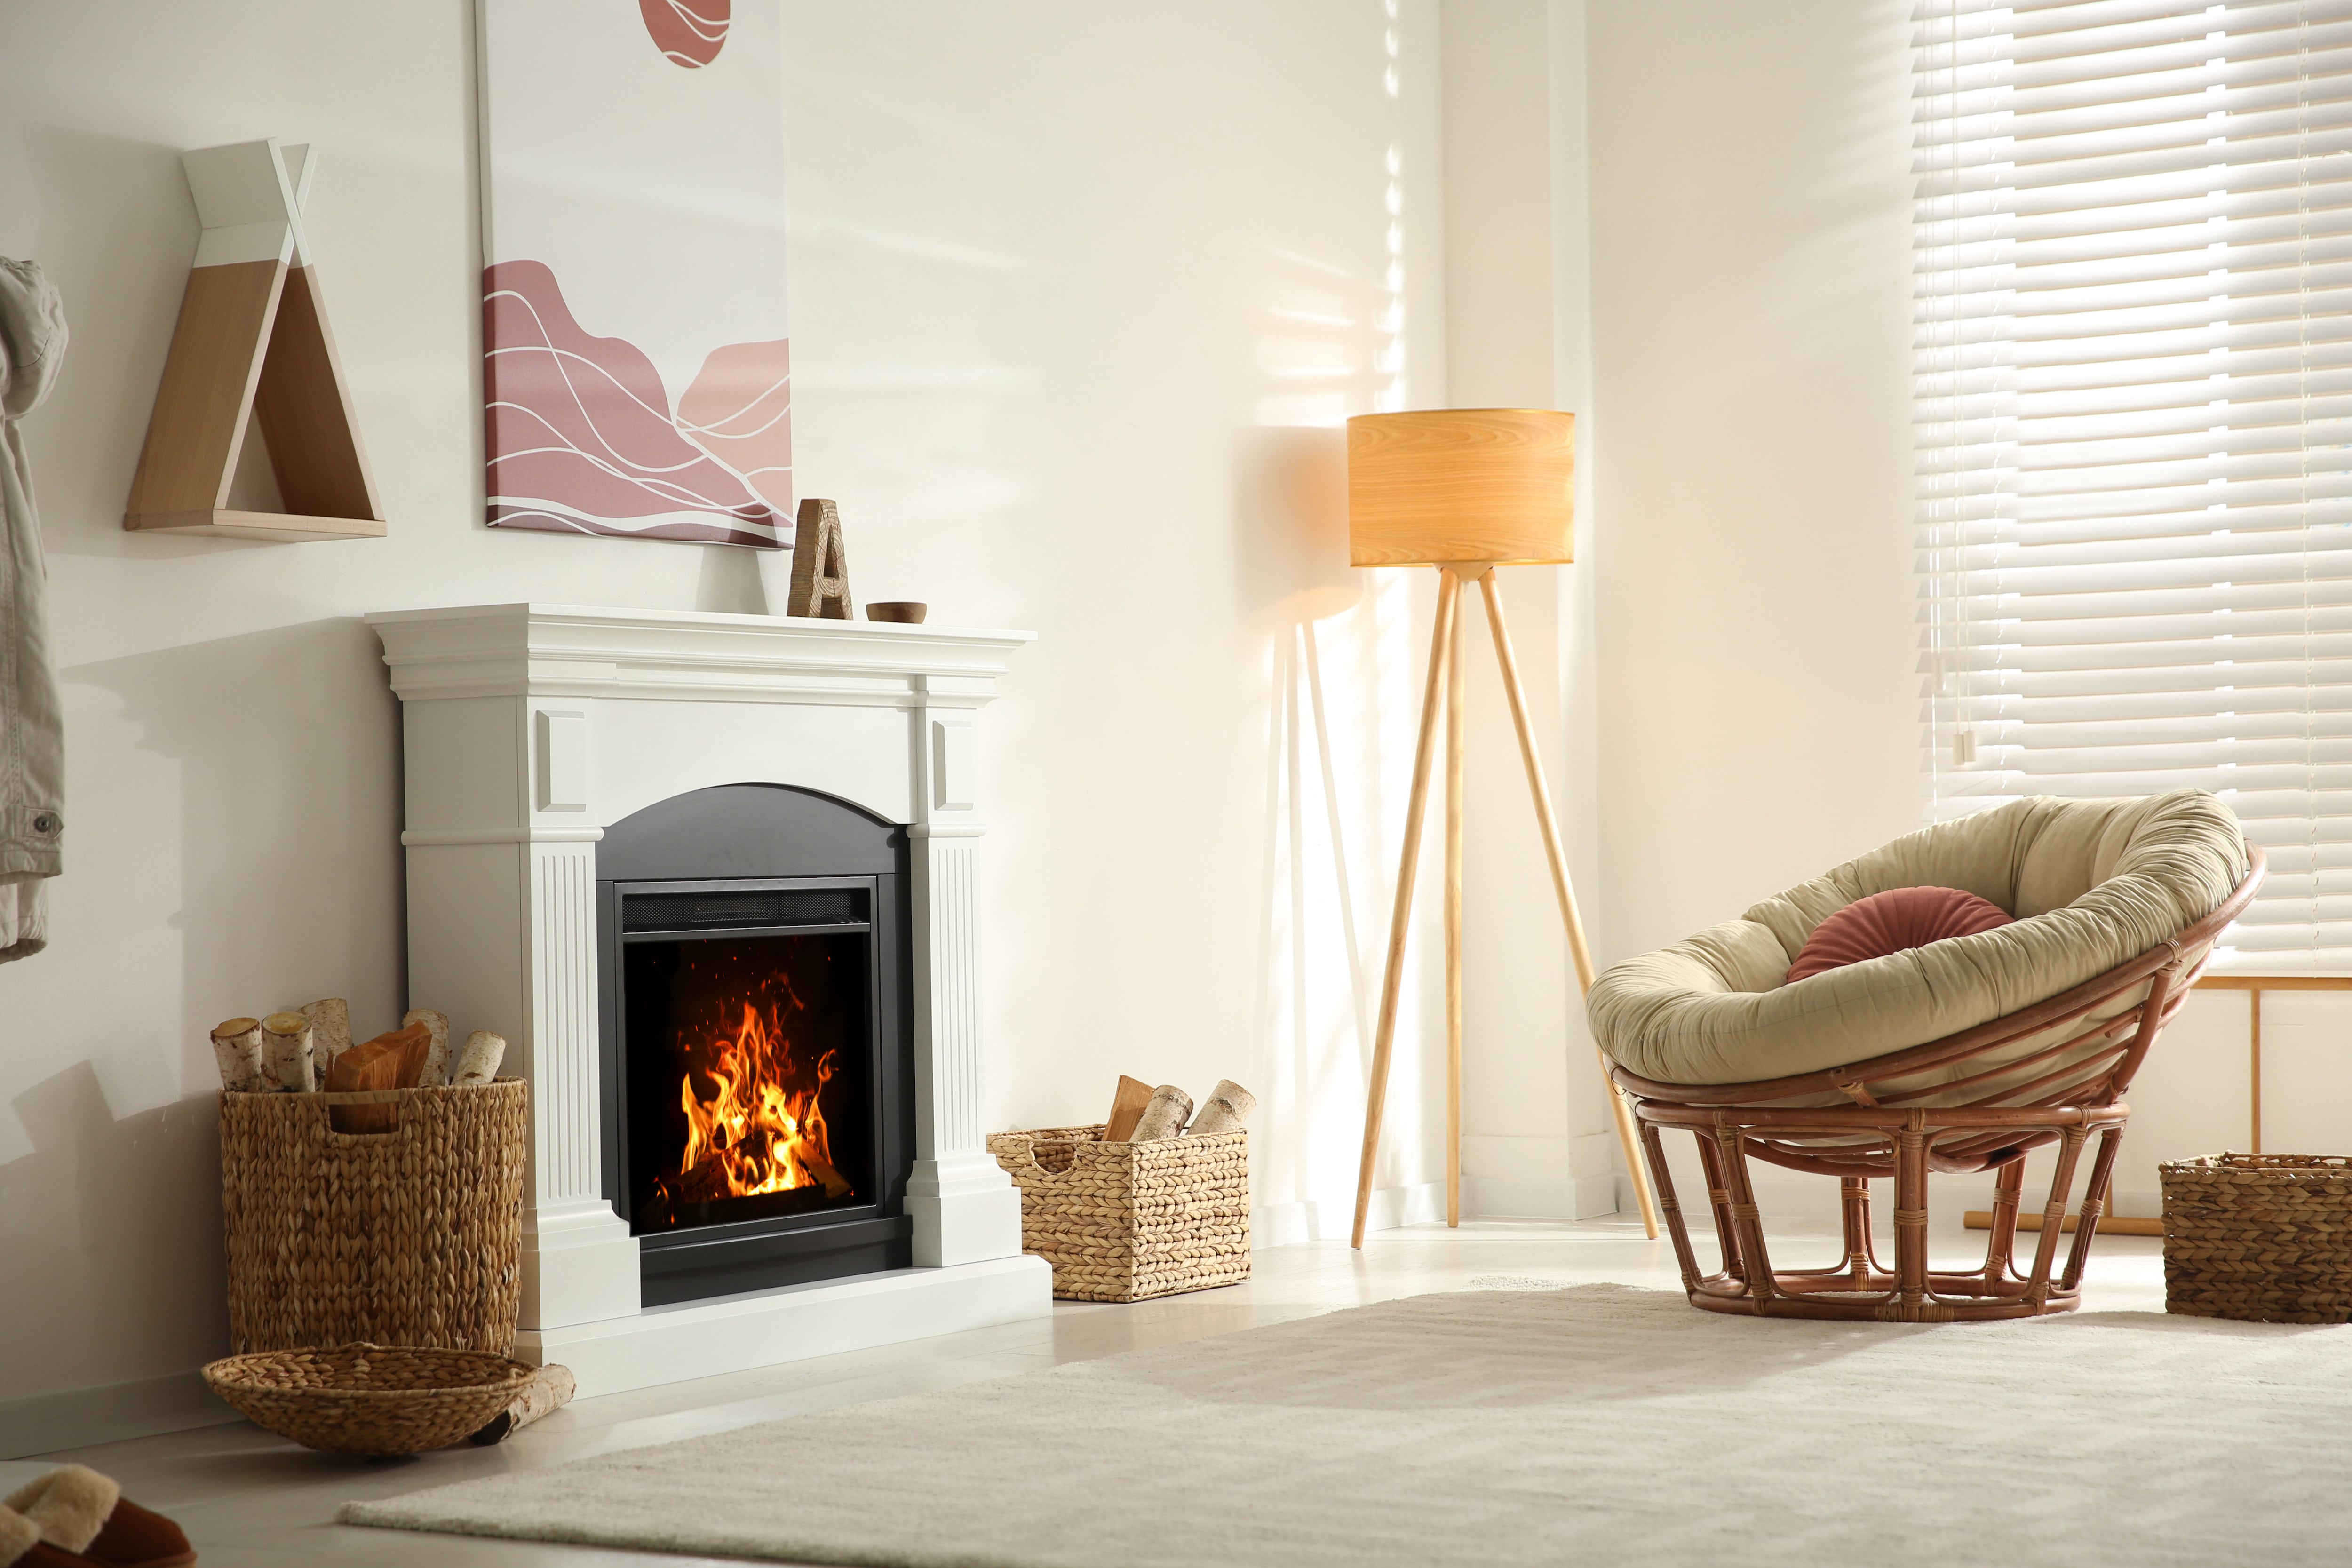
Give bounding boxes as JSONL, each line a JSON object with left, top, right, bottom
{"left": 1915, "top": 0, "right": 2352, "bottom": 969}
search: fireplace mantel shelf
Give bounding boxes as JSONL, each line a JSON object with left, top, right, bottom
{"left": 368, "top": 603, "right": 1038, "bottom": 706}
{"left": 371, "top": 600, "right": 1051, "bottom": 1397}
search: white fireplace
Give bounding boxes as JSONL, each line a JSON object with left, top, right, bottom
{"left": 366, "top": 603, "right": 1051, "bottom": 1396}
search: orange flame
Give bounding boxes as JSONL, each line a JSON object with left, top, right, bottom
{"left": 675, "top": 999, "right": 845, "bottom": 1201}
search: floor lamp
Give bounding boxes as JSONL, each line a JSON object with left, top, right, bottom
{"left": 1345, "top": 408, "right": 1660, "bottom": 1248}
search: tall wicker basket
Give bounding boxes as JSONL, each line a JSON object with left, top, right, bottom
{"left": 986, "top": 1123, "right": 1249, "bottom": 1303}
{"left": 220, "top": 1081, "right": 528, "bottom": 1354}
{"left": 2161, "top": 1152, "right": 2352, "bottom": 1324}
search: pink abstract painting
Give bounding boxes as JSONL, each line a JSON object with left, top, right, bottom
{"left": 641, "top": 0, "right": 729, "bottom": 67}
{"left": 484, "top": 260, "right": 791, "bottom": 548}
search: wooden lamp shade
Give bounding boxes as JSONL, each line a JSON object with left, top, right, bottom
{"left": 1346, "top": 408, "right": 1573, "bottom": 567}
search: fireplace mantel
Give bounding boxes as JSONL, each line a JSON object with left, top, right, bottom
{"left": 367, "top": 603, "right": 1050, "bottom": 1394}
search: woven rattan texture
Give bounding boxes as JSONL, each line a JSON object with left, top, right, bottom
{"left": 220, "top": 1080, "right": 527, "bottom": 1354}
{"left": 203, "top": 1343, "right": 536, "bottom": 1455}
{"left": 987, "top": 1123, "right": 1250, "bottom": 1303}
{"left": 2162, "top": 1152, "right": 2352, "bottom": 1323}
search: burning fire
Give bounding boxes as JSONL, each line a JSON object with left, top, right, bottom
{"left": 672, "top": 999, "right": 851, "bottom": 1204}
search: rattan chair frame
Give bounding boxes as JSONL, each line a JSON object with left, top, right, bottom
{"left": 1607, "top": 847, "right": 2264, "bottom": 1323}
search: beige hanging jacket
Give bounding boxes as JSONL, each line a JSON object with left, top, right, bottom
{"left": 0, "top": 257, "right": 66, "bottom": 963}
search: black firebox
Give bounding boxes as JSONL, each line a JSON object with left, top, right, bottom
{"left": 596, "top": 784, "right": 915, "bottom": 1307}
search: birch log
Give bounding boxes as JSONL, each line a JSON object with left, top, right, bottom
{"left": 453, "top": 1029, "right": 507, "bottom": 1086}
{"left": 301, "top": 999, "right": 352, "bottom": 1080}
{"left": 208, "top": 1018, "right": 264, "bottom": 1092}
{"left": 1186, "top": 1079, "right": 1257, "bottom": 1136}
{"left": 404, "top": 1008, "right": 452, "bottom": 1086}
{"left": 1129, "top": 1084, "right": 1193, "bottom": 1141}
{"left": 260, "top": 1012, "right": 315, "bottom": 1093}
{"left": 468, "top": 1364, "right": 576, "bottom": 1445}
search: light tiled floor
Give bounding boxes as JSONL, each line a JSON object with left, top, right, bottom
{"left": 21, "top": 1217, "right": 2171, "bottom": 1565}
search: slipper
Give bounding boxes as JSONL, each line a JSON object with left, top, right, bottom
{"left": 1, "top": 1471, "right": 191, "bottom": 1568}
{"left": 0, "top": 1507, "right": 99, "bottom": 1568}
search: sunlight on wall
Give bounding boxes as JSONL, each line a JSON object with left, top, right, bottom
{"left": 1242, "top": 0, "right": 1444, "bottom": 1242}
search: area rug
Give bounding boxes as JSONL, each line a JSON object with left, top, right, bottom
{"left": 341, "top": 1283, "right": 2352, "bottom": 1566}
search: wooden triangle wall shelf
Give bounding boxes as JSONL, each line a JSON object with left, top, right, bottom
{"left": 124, "top": 139, "right": 384, "bottom": 542}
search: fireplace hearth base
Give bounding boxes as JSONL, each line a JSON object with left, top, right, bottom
{"left": 518, "top": 1254, "right": 1047, "bottom": 1396}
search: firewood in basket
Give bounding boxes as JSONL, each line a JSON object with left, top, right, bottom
{"left": 300, "top": 998, "right": 352, "bottom": 1079}
{"left": 454, "top": 1029, "right": 507, "bottom": 1085}
{"left": 469, "top": 1363, "right": 576, "bottom": 1445}
{"left": 326, "top": 1020, "right": 431, "bottom": 1133}
{"left": 404, "top": 1008, "right": 452, "bottom": 1086}
{"left": 1129, "top": 1084, "right": 1193, "bottom": 1141}
{"left": 1186, "top": 1080, "right": 1256, "bottom": 1136}
{"left": 1103, "top": 1075, "right": 1155, "bottom": 1142}
{"left": 260, "top": 1013, "right": 315, "bottom": 1092}
{"left": 209, "top": 1018, "right": 264, "bottom": 1092}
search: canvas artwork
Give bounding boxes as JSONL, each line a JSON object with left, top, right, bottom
{"left": 477, "top": 0, "right": 791, "bottom": 547}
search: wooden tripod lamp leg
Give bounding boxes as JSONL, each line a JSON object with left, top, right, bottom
{"left": 1475, "top": 571, "right": 1662, "bottom": 1240}
{"left": 1444, "top": 569, "right": 1468, "bottom": 1228}
{"left": 1351, "top": 569, "right": 1462, "bottom": 1248}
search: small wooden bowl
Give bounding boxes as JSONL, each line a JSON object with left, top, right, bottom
{"left": 204, "top": 1343, "right": 536, "bottom": 1456}
{"left": 866, "top": 602, "right": 927, "bottom": 624}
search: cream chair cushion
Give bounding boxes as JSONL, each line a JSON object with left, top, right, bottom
{"left": 1588, "top": 790, "right": 2249, "bottom": 1091}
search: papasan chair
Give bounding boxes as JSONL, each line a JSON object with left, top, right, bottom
{"left": 1589, "top": 790, "right": 2261, "bottom": 1323}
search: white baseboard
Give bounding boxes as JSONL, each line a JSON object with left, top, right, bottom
{"left": 1257, "top": 1179, "right": 1622, "bottom": 1236}
{"left": 1250, "top": 1200, "right": 1317, "bottom": 1247}
{"left": 1463, "top": 1176, "right": 1621, "bottom": 1222}
{"left": 1252, "top": 1182, "right": 1445, "bottom": 1245}
{"left": 0, "top": 1369, "right": 238, "bottom": 1461}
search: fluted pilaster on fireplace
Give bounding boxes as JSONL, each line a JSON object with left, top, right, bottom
{"left": 369, "top": 604, "right": 1048, "bottom": 1393}
{"left": 906, "top": 699, "right": 1020, "bottom": 1265}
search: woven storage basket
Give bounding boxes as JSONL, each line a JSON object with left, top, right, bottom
{"left": 220, "top": 1080, "right": 527, "bottom": 1354}
{"left": 203, "top": 1343, "right": 536, "bottom": 1456}
{"left": 2162, "top": 1152, "right": 2352, "bottom": 1324}
{"left": 986, "top": 1122, "right": 1249, "bottom": 1303}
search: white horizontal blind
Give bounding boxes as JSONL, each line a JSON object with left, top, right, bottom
{"left": 1915, "top": 0, "right": 2352, "bottom": 969}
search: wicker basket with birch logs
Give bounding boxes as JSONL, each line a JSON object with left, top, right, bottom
{"left": 987, "top": 1122, "right": 1250, "bottom": 1302}
{"left": 219, "top": 1079, "right": 528, "bottom": 1354}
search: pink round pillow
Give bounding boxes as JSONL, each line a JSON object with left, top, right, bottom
{"left": 1785, "top": 886, "right": 2014, "bottom": 984}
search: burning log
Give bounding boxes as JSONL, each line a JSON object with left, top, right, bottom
{"left": 802, "top": 1151, "right": 855, "bottom": 1202}
{"left": 454, "top": 1029, "right": 507, "bottom": 1086}
{"left": 404, "top": 1008, "right": 452, "bottom": 1086}
{"left": 301, "top": 998, "right": 352, "bottom": 1079}
{"left": 468, "top": 1363, "right": 576, "bottom": 1445}
{"left": 1130, "top": 1084, "right": 1193, "bottom": 1142}
{"left": 209, "top": 1018, "right": 264, "bottom": 1092}
{"left": 1187, "top": 1079, "right": 1256, "bottom": 1136}
{"left": 663, "top": 1162, "right": 740, "bottom": 1208}
{"left": 660, "top": 1000, "right": 854, "bottom": 1216}
{"left": 1103, "top": 1075, "right": 1155, "bottom": 1142}
{"left": 260, "top": 1013, "right": 315, "bottom": 1093}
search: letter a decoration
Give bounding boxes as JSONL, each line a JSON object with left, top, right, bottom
{"left": 477, "top": 0, "right": 792, "bottom": 547}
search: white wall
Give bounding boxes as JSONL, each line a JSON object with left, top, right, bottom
{"left": 0, "top": 0, "right": 1479, "bottom": 1441}
{"left": 779, "top": 0, "right": 1461, "bottom": 1240}
{"left": 1581, "top": 0, "right": 2352, "bottom": 1227}
{"left": 1442, "top": 0, "right": 1619, "bottom": 1221}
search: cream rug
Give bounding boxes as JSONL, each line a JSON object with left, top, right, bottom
{"left": 341, "top": 1284, "right": 2352, "bottom": 1566}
